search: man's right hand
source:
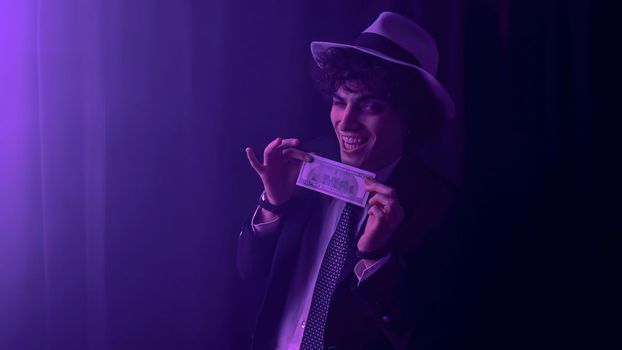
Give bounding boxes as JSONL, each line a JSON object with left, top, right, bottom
{"left": 245, "top": 137, "right": 313, "bottom": 206}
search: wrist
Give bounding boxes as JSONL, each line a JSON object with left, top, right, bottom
{"left": 356, "top": 241, "right": 392, "bottom": 260}
{"left": 263, "top": 191, "right": 281, "bottom": 205}
{"left": 259, "top": 191, "right": 288, "bottom": 214}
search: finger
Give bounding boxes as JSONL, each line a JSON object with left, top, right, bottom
{"left": 275, "top": 138, "right": 300, "bottom": 150}
{"left": 282, "top": 148, "right": 313, "bottom": 162}
{"left": 368, "top": 205, "right": 386, "bottom": 221}
{"left": 264, "top": 137, "right": 283, "bottom": 163}
{"left": 368, "top": 193, "right": 395, "bottom": 208}
{"left": 369, "top": 197, "right": 393, "bottom": 217}
{"left": 245, "top": 147, "right": 263, "bottom": 174}
{"left": 364, "top": 178, "right": 396, "bottom": 198}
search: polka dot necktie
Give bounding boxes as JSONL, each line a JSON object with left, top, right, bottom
{"left": 301, "top": 202, "right": 360, "bottom": 350}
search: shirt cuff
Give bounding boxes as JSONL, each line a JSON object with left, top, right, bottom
{"left": 251, "top": 205, "right": 281, "bottom": 236}
{"left": 354, "top": 254, "right": 392, "bottom": 286}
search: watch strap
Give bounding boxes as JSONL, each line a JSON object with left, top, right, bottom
{"left": 258, "top": 191, "right": 285, "bottom": 214}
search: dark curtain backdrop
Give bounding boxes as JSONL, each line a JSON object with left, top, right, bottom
{"left": 0, "top": 0, "right": 604, "bottom": 350}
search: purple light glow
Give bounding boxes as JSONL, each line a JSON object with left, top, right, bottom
{"left": 0, "top": 1, "right": 600, "bottom": 349}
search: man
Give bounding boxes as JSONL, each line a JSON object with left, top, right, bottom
{"left": 238, "top": 12, "right": 456, "bottom": 349}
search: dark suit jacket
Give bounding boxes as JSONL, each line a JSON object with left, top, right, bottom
{"left": 237, "top": 138, "right": 456, "bottom": 349}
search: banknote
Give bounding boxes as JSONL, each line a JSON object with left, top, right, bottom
{"left": 296, "top": 154, "right": 376, "bottom": 207}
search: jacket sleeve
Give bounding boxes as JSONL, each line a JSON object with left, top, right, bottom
{"left": 236, "top": 212, "right": 282, "bottom": 280}
{"left": 350, "top": 208, "right": 455, "bottom": 349}
{"left": 349, "top": 161, "right": 458, "bottom": 348}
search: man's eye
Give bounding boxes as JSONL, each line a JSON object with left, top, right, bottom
{"left": 332, "top": 100, "right": 346, "bottom": 107}
{"left": 362, "top": 103, "right": 384, "bottom": 113}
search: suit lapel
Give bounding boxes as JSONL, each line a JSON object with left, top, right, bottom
{"left": 253, "top": 190, "right": 322, "bottom": 348}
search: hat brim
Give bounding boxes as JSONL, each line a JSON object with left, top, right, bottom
{"left": 311, "top": 41, "right": 455, "bottom": 120}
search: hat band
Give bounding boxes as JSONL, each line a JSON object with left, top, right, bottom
{"left": 353, "top": 32, "right": 422, "bottom": 68}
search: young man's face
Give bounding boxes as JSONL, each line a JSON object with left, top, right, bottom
{"left": 331, "top": 81, "right": 407, "bottom": 172}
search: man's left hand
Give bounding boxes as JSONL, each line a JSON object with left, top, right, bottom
{"left": 359, "top": 178, "right": 405, "bottom": 258}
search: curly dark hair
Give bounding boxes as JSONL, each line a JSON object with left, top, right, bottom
{"left": 312, "top": 47, "right": 442, "bottom": 147}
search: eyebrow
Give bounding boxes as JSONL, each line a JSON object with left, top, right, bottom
{"left": 333, "top": 93, "right": 385, "bottom": 103}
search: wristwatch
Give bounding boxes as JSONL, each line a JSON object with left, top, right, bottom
{"left": 258, "top": 191, "right": 286, "bottom": 214}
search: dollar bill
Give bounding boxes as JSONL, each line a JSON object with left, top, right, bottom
{"left": 296, "top": 154, "right": 376, "bottom": 207}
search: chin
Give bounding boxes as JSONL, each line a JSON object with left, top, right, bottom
{"left": 340, "top": 151, "right": 368, "bottom": 169}
{"left": 340, "top": 155, "right": 360, "bottom": 167}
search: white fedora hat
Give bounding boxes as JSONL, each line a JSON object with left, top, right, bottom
{"left": 311, "top": 11, "right": 455, "bottom": 120}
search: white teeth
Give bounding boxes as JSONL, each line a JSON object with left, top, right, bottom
{"left": 342, "top": 136, "right": 366, "bottom": 144}
{"left": 341, "top": 136, "right": 368, "bottom": 150}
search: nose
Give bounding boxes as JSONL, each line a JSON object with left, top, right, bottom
{"left": 339, "top": 105, "right": 361, "bottom": 131}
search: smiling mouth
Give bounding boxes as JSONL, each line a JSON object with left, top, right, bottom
{"left": 341, "top": 135, "right": 370, "bottom": 152}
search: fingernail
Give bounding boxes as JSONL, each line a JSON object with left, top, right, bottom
{"left": 305, "top": 155, "right": 313, "bottom": 162}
